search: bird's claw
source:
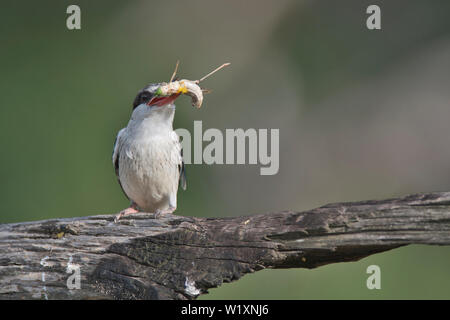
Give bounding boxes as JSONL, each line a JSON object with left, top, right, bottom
{"left": 114, "top": 205, "right": 139, "bottom": 223}
{"left": 154, "top": 207, "right": 176, "bottom": 219}
{"left": 114, "top": 206, "right": 175, "bottom": 222}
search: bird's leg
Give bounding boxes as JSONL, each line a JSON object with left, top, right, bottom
{"left": 154, "top": 206, "right": 176, "bottom": 218}
{"left": 114, "top": 203, "right": 139, "bottom": 223}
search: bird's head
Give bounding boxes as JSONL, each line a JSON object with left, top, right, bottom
{"left": 131, "top": 62, "right": 230, "bottom": 117}
{"left": 130, "top": 83, "right": 185, "bottom": 122}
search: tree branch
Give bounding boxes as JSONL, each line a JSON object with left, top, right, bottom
{"left": 1, "top": 192, "right": 449, "bottom": 299}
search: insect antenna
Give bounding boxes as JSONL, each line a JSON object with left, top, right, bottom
{"left": 169, "top": 60, "right": 180, "bottom": 83}
{"left": 196, "top": 62, "right": 230, "bottom": 83}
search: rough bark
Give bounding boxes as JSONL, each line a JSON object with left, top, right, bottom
{"left": 0, "top": 192, "right": 449, "bottom": 300}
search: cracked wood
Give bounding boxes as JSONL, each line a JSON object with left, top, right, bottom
{"left": 0, "top": 192, "right": 449, "bottom": 299}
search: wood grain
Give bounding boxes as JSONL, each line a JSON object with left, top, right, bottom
{"left": 1, "top": 192, "right": 449, "bottom": 299}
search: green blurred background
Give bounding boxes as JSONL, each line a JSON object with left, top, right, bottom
{"left": 0, "top": 0, "right": 449, "bottom": 299}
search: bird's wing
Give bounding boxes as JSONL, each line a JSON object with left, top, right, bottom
{"left": 172, "top": 131, "right": 187, "bottom": 191}
{"left": 112, "top": 128, "right": 129, "bottom": 199}
{"left": 179, "top": 150, "right": 187, "bottom": 190}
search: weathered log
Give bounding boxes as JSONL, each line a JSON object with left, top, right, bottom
{"left": 0, "top": 192, "right": 449, "bottom": 300}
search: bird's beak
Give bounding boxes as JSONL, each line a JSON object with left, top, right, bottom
{"left": 148, "top": 83, "right": 187, "bottom": 107}
{"left": 147, "top": 93, "right": 181, "bottom": 107}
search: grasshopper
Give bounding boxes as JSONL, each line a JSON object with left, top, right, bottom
{"left": 154, "top": 62, "right": 230, "bottom": 109}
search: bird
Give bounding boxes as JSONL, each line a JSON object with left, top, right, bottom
{"left": 112, "top": 83, "right": 186, "bottom": 222}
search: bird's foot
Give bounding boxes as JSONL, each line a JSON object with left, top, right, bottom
{"left": 154, "top": 206, "right": 176, "bottom": 218}
{"left": 114, "top": 204, "right": 139, "bottom": 223}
